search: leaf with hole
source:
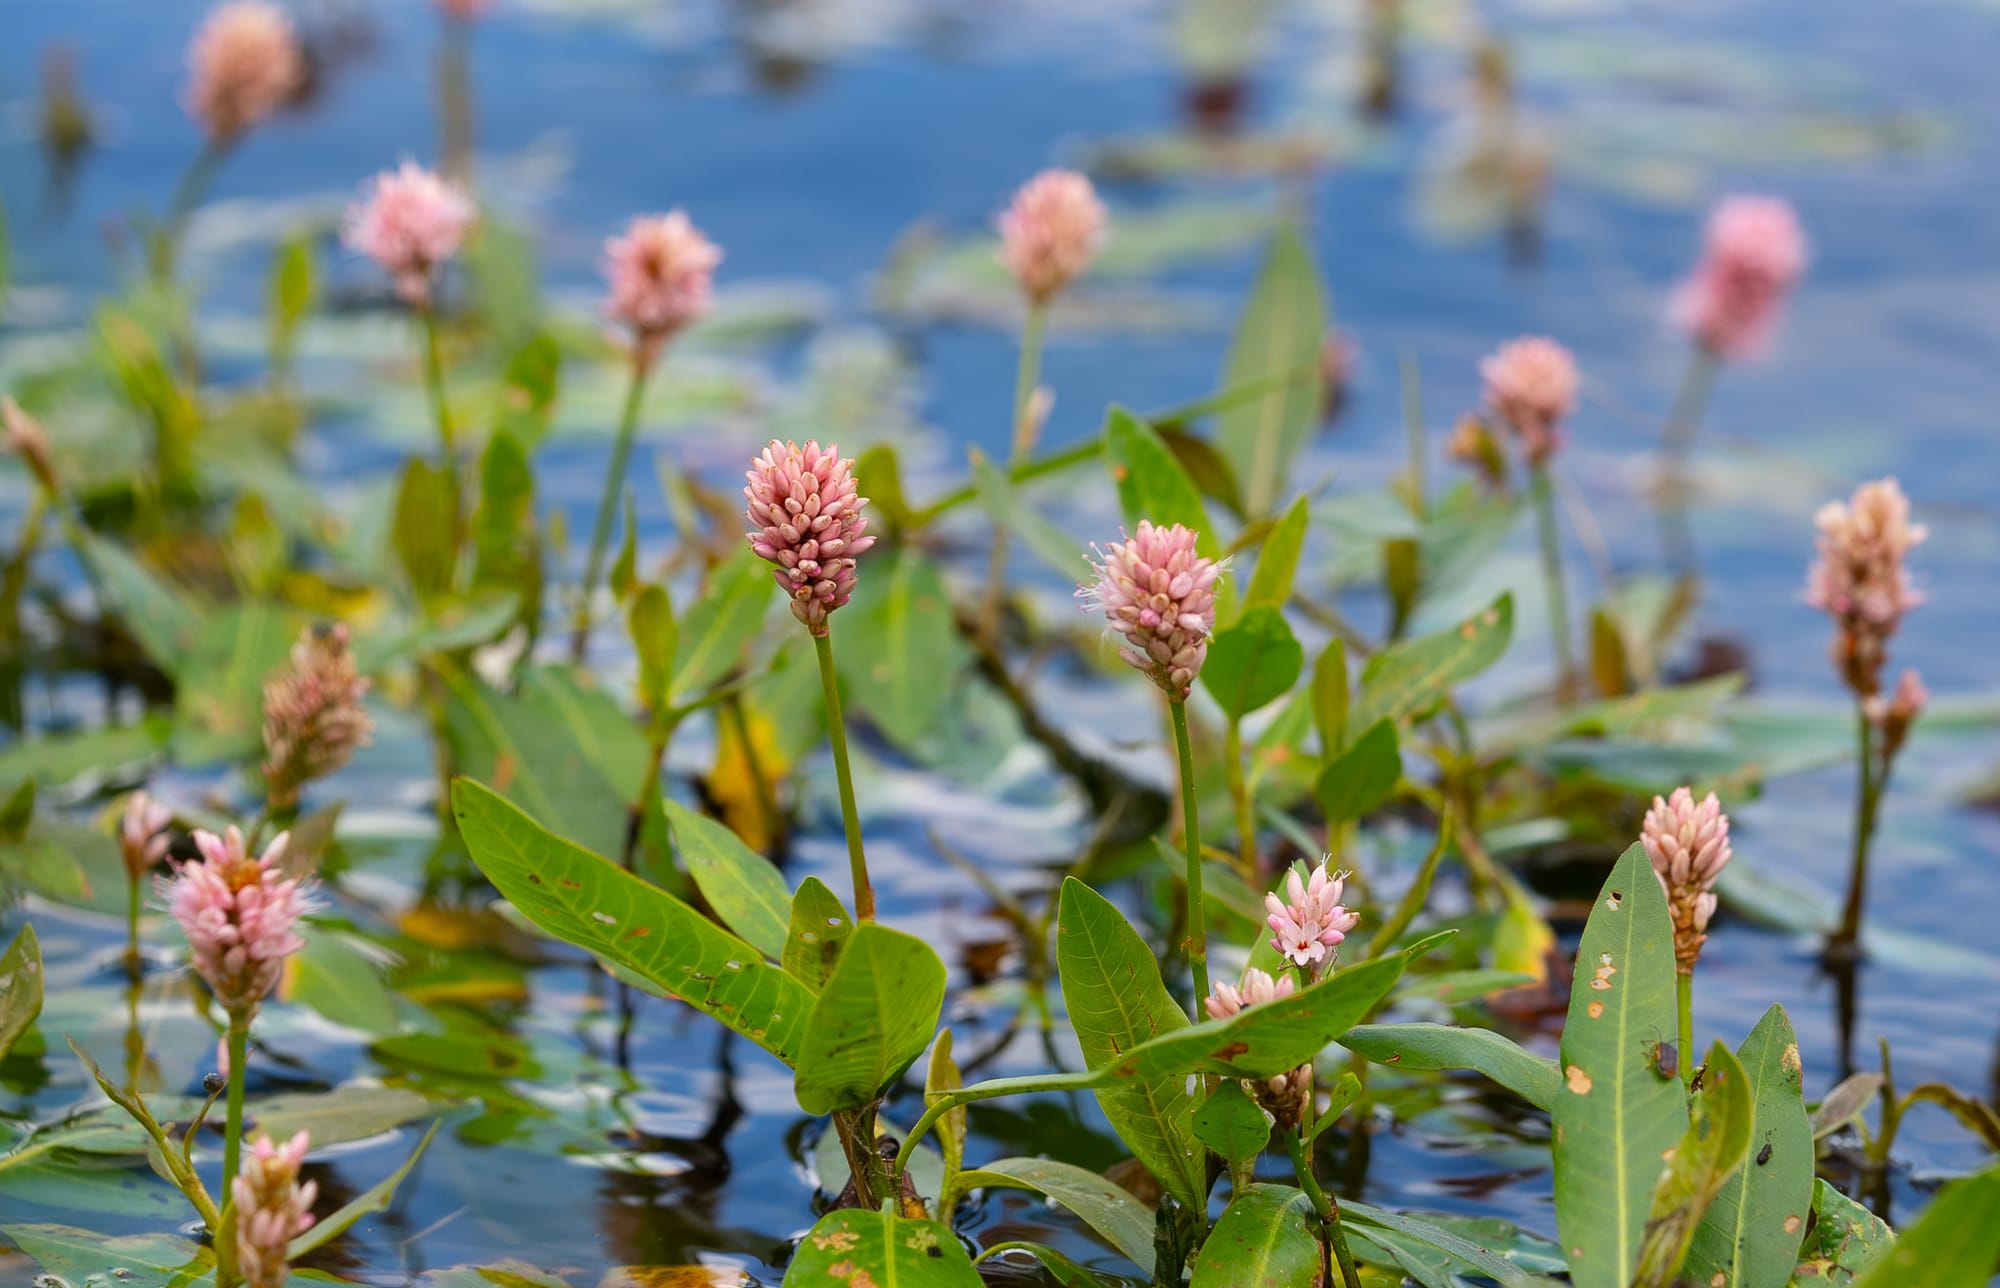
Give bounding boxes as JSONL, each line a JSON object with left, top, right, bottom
{"left": 1684, "top": 1005, "right": 1814, "bottom": 1288}
{"left": 780, "top": 1205, "right": 979, "bottom": 1287}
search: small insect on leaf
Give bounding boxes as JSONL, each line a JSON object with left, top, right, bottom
{"left": 1642, "top": 1033, "right": 1678, "bottom": 1081}
{"left": 1757, "top": 1141, "right": 1773, "bottom": 1166}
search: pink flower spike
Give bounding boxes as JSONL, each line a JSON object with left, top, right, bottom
{"left": 998, "top": 169, "right": 1107, "bottom": 305}
{"left": 744, "top": 440, "right": 876, "bottom": 636}
{"left": 436, "top": 0, "right": 491, "bottom": 18}
{"left": 1640, "top": 787, "right": 1732, "bottom": 974}
{"left": 1806, "top": 477, "right": 1926, "bottom": 698}
{"left": 166, "top": 826, "right": 309, "bottom": 1018}
{"left": 1078, "top": 521, "right": 1222, "bottom": 701}
{"left": 1264, "top": 859, "right": 1359, "bottom": 969}
{"left": 603, "top": 210, "right": 722, "bottom": 361}
{"left": 342, "top": 163, "right": 476, "bottom": 308}
{"left": 262, "top": 624, "right": 373, "bottom": 813}
{"left": 1672, "top": 196, "right": 1808, "bottom": 361}
{"left": 232, "top": 1130, "right": 317, "bottom": 1288}
{"left": 186, "top": 2, "right": 303, "bottom": 143}
{"left": 1204, "top": 968, "right": 1295, "bottom": 1020}
{"left": 119, "top": 792, "right": 174, "bottom": 883}
{"left": 1480, "top": 336, "right": 1578, "bottom": 467}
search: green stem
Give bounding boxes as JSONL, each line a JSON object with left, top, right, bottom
{"left": 1529, "top": 463, "right": 1574, "bottom": 703}
{"left": 1287, "top": 1131, "right": 1362, "bottom": 1288}
{"left": 570, "top": 354, "right": 654, "bottom": 663}
{"left": 221, "top": 1015, "right": 250, "bottom": 1208}
{"left": 1224, "top": 718, "right": 1255, "bottom": 871}
{"left": 125, "top": 875, "right": 143, "bottom": 976}
{"left": 1835, "top": 708, "right": 1881, "bottom": 952}
{"left": 152, "top": 140, "right": 226, "bottom": 283}
{"left": 831, "top": 1104, "right": 889, "bottom": 1211}
{"left": 893, "top": 1069, "right": 1100, "bottom": 1182}
{"left": 813, "top": 630, "right": 874, "bottom": 923}
{"left": 1169, "top": 699, "right": 1211, "bottom": 1017}
{"left": 1660, "top": 345, "right": 1719, "bottom": 466}
{"left": 1676, "top": 971, "right": 1695, "bottom": 1090}
{"left": 1365, "top": 806, "right": 1453, "bottom": 958}
{"left": 418, "top": 304, "right": 458, "bottom": 466}
{"left": 977, "top": 302, "right": 1048, "bottom": 653}
{"left": 1400, "top": 353, "right": 1425, "bottom": 516}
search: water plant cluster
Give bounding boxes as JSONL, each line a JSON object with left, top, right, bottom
{"left": 3, "top": 3, "right": 1999, "bottom": 1287}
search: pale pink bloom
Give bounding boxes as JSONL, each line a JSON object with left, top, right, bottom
{"left": 232, "top": 1130, "right": 317, "bottom": 1288}
{"left": 1204, "top": 968, "right": 1296, "bottom": 1020}
{"left": 436, "top": 0, "right": 490, "bottom": 18}
{"left": 342, "top": 163, "right": 476, "bottom": 308}
{"left": 1078, "top": 521, "right": 1223, "bottom": 701}
{"left": 1672, "top": 196, "right": 1808, "bottom": 360}
{"left": 1264, "top": 862, "right": 1360, "bottom": 969}
{"left": 1806, "top": 477, "right": 1926, "bottom": 697}
{"left": 166, "top": 827, "right": 308, "bottom": 1016}
{"left": 185, "top": 2, "right": 303, "bottom": 143}
{"left": 998, "top": 169, "right": 1107, "bottom": 305}
{"left": 261, "top": 624, "right": 373, "bottom": 812}
{"left": 1640, "top": 787, "right": 1731, "bottom": 974}
{"left": 603, "top": 211, "right": 722, "bottom": 363}
{"left": 744, "top": 440, "right": 876, "bottom": 636}
{"left": 119, "top": 792, "right": 174, "bottom": 884}
{"left": 1480, "top": 336, "right": 1577, "bottom": 467}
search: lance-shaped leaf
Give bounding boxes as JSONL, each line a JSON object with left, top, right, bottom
{"left": 926, "top": 1030, "right": 967, "bottom": 1214}
{"left": 1190, "top": 1184, "right": 1323, "bottom": 1288}
{"left": 288, "top": 1121, "right": 441, "bottom": 1258}
{"left": 670, "top": 549, "right": 773, "bottom": 706}
{"left": 1685, "top": 1005, "right": 1814, "bottom": 1288}
{"left": 0, "top": 923, "right": 42, "bottom": 1059}
{"left": 839, "top": 547, "right": 968, "bottom": 749}
{"left": 1339, "top": 1022, "right": 1561, "bottom": 1112}
{"left": 782, "top": 877, "right": 852, "bottom": 993}
{"left": 1104, "top": 406, "right": 1214, "bottom": 554}
{"left": 1216, "top": 224, "right": 1328, "bottom": 518}
{"left": 1552, "top": 843, "right": 1686, "bottom": 1288}
{"left": 1634, "top": 1041, "right": 1754, "bottom": 1287}
{"left": 452, "top": 779, "right": 814, "bottom": 1065}
{"left": 1315, "top": 717, "right": 1401, "bottom": 826}
{"left": 666, "top": 800, "right": 791, "bottom": 961}
{"left": 958, "top": 1157, "right": 1156, "bottom": 1276}
{"left": 1244, "top": 495, "right": 1310, "bottom": 611}
{"left": 1343, "top": 1201, "right": 1543, "bottom": 1288}
{"left": 1852, "top": 1161, "right": 2000, "bottom": 1288}
{"left": 1349, "top": 594, "right": 1513, "bottom": 736}
{"left": 781, "top": 1205, "right": 980, "bottom": 1286}
{"left": 1055, "top": 878, "right": 1207, "bottom": 1216}
{"left": 1793, "top": 1178, "right": 1892, "bottom": 1283}
{"left": 793, "top": 924, "right": 946, "bottom": 1114}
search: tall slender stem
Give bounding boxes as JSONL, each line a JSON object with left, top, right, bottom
{"left": 1287, "top": 1130, "right": 1362, "bottom": 1288}
{"left": 813, "top": 630, "right": 875, "bottom": 923}
{"left": 417, "top": 303, "right": 464, "bottom": 558}
{"left": 1169, "top": 698, "right": 1210, "bottom": 1015}
{"left": 125, "top": 875, "right": 143, "bottom": 978}
{"left": 1658, "top": 346, "right": 1718, "bottom": 575}
{"left": 570, "top": 354, "right": 654, "bottom": 662}
{"left": 1835, "top": 708, "right": 1881, "bottom": 951}
{"left": 978, "top": 302, "right": 1048, "bottom": 653}
{"left": 1676, "top": 972, "right": 1695, "bottom": 1089}
{"left": 152, "top": 140, "right": 226, "bottom": 284}
{"left": 1529, "top": 463, "right": 1574, "bottom": 703}
{"left": 221, "top": 1014, "right": 250, "bottom": 1209}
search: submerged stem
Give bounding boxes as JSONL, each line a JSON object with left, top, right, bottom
{"left": 570, "top": 353, "right": 655, "bottom": 662}
{"left": 1169, "top": 699, "right": 1211, "bottom": 1016}
{"left": 814, "top": 630, "right": 874, "bottom": 923}
{"left": 1529, "top": 463, "right": 1574, "bottom": 703}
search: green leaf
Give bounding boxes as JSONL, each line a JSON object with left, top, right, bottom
{"left": 783, "top": 876, "right": 853, "bottom": 993}
{"left": 77, "top": 535, "right": 205, "bottom": 672}
{"left": 855, "top": 444, "right": 914, "bottom": 530}
{"left": 1349, "top": 594, "right": 1513, "bottom": 737}
{"left": 392, "top": 456, "right": 459, "bottom": 602}
{"left": 285, "top": 931, "right": 399, "bottom": 1034}
{"left": 3, "top": 1225, "right": 214, "bottom": 1287}
{"left": 1244, "top": 495, "right": 1310, "bottom": 614}
{"left": 780, "top": 1205, "right": 980, "bottom": 1286}
{"left": 958, "top": 1157, "right": 1156, "bottom": 1276}
{"left": 1192, "top": 1081, "right": 1271, "bottom": 1168}
{"left": 1054, "top": 878, "right": 1207, "bottom": 1217}
{"left": 971, "top": 449, "right": 1087, "bottom": 579}
{"left": 629, "top": 584, "right": 676, "bottom": 713}
{"left": 793, "top": 924, "right": 946, "bottom": 1114}
{"left": 1338, "top": 1022, "right": 1561, "bottom": 1111}
{"left": 665, "top": 801, "right": 790, "bottom": 961}
{"left": 288, "top": 1120, "right": 441, "bottom": 1258}
{"left": 440, "top": 669, "right": 630, "bottom": 862}
{"left": 670, "top": 549, "right": 773, "bottom": 706}
{"left": 269, "top": 232, "right": 315, "bottom": 365}
{"left": 1792, "top": 1179, "right": 1892, "bottom": 1284}
{"left": 1810, "top": 1073, "right": 1886, "bottom": 1141}
{"left": 839, "top": 547, "right": 968, "bottom": 749}
{"left": 173, "top": 601, "right": 296, "bottom": 759}
{"left": 609, "top": 493, "right": 639, "bottom": 603}
{"left": 1685, "top": 1005, "right": 1814, "bottom": 1288}
{"left": 1851, "top": 1161, "right": 2000, "bottom": 1288}
{"left": 1635, "top": 1041, "right": 1755, "bottom": 1288}
{"left": 453, "top": 779, "right": 815, "bottom": 1064}
{"left": 1312, "top": 639, "right": 1350, "bottom": 757}
{"left": 1190, "top": 1184, "right": 1323, "bottom": 1288}
{"left": 497, "top": 333, "right": 562, "bottom": 446}
{"left": 1552, "top": 842, "right": 1687, "bottom": 1288}
{"left": 249, "top": 1086, "right": 440, "bottom": 1148}
{"left": 1104, "top": 406, "right": 1214, "bottom": 554}
{"left": 1342, "top": 1201, "right": 1542, "bottom": 1288}
{"left": 1215, "top": 226, "right": 1328, "bottom": 518}
{"left": 1201, "top": 605, "right": 1304, "bottom": 720}
{"left": 976, "top": 1242, "right": 1115, "bottom": 1287}
{"left": 926, "top": 1029, "right": 966, "bottom": 1211}
{"left": 0, "top": 922, "right": 41, "bottom": 1059}
{"left": 1315, "top": 717, "right": 1401, "bottom": 825}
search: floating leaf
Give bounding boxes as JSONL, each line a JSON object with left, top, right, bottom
{"left": 975, "top": 1242, "right": 1114, "bottom": 1288}
{"left": 666, "top": 800, "right": 790, "bottom": 961}
{"left": 793, "top": 924, "right": 946, "bottom": 1115}
{"left": 2, "top": 1225, "right": 214, "bottom": 1287}
{"left": 1190, "top": 1184, "right": 1322, "bottom": 1288}
{"left": 1685, "top": 1005, "right": 1814, "bottom": 1288}
{"left": 453, "top": 779, "right": 815, "bottom": 1064}
{"left": 958, "top": 1157, "right": 1156, "bottom": 1275}
{"left": 1215, "top": 226, "right": 1328, "bottom": 518}
{"left": 250, "top": 1085, "right": 440, "bottom": 1148}
{"left": 1055, "top": 878, "right": 1207, "bottom": 1217}
{"left": 1552, "top": 843, "right": 1686, "bottom": 1288}
{"left": 780, "top": 1206, "right": 979, "bottom": 1286}
{"left": 1339, "top": 1022, "right": 1561, "bottom": 1111}
{"left": 288, "top": 1120, "right": 441, "bottom": 1258}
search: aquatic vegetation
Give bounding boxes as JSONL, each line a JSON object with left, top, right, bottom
{"left": 5, "top": 1, "right": 2000, "bottom": 1287}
